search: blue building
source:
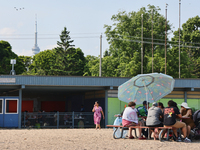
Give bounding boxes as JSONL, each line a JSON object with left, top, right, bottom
{"left": 0, "top": 75, "right": 200, "bottom": 128}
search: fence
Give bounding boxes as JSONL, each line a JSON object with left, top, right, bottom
{"left": 21, "top": 112, "right": 104, "bottom": 129}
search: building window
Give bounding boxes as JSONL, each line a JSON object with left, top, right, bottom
{"left": 5, "top": 99, "right": 18, "bottom": 114}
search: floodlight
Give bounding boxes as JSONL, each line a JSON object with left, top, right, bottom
{"left": 10, "top": 59, "right": 16, "bottom": 75}
{"left": 10, "top": 59, "right": 16, "bottom": 65}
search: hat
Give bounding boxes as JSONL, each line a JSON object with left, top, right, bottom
{"left": 143, "top": 101, "right": 150, "bottom": 105}
{"left": 152, "top": 102, "right": 158, "bottom": 107}
{"left": 179, "top": 102, "right": 190, "bottom": 109}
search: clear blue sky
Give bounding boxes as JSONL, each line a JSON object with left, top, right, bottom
{"left": 0, "top": 0, "right": 199, "bottom": 57}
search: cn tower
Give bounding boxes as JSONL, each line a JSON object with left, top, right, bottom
{"left": 32, "top": 15, "right": 40, "bottom": 55}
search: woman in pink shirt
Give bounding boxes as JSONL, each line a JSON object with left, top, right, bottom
{"left": 92, "top": 101, "right": 105, "bottom": 130}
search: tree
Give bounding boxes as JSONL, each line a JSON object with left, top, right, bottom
{"left": 0, "top": 40, "right": 25, "bottom": 75}
{"left": 18, "top": 56, "right": 32, "bottom": 71}
{"left": 28, "top": 49, "right": 56, "bottom": 75}
{"left": 83, "top": 55, "right": 99, "bottom": 76}
{"left": 54, "top": 27, "right": 86, "bottom": 76}
{"left": 26, "top": 27, "right": 86, "bottom": 76}
{"left": 171, "top": 15, "right": 200, "bottom": 78}
{"left": 64, "top": 47, "right": 86, "bottom": 76}
{"left": 103, "top": 5, "right": 171, "bottom": 77}
{"left": 57, "top": 27, "right": 74, "bottom": 51}
{"left": 103, "top": 50, "right": 110, "bottom": 57}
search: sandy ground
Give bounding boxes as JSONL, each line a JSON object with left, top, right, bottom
{"left": 0, "top": 128, "right": 199, "bottom": 150}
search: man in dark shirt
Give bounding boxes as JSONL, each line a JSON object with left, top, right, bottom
{"left": 163, "top": 100, "right": 191, "bottom": 143}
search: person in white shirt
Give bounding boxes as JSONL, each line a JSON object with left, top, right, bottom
{"left": 122, "top": 101, "right": 146, "bottom": 139}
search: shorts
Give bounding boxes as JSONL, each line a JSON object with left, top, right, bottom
{"left": 164, "top": 121, "right": 186, "bottom": 129}
{"left": 147, "top": 123, "right": 163, "bottom": 127}
{"left": 122, "top": 119, "right": 138, "bottom": 127}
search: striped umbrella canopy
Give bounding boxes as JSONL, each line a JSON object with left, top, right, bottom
{"left": 118, "top": 73, "right": 175, "bottom": 105}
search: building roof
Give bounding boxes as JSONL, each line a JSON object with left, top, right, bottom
{"left": 0, "top": 75, "right": 200, "bottom": 92}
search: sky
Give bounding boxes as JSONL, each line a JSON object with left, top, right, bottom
{"left": 0, "top": 0, "right": 199, "bottom": 57}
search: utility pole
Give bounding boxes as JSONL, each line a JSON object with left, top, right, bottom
{"left": 179, "top": 0, "right": 181, "bottom": 78}
{"left": 99, "top": 34, "right": 102, "bottom": 77}
{"left": 141, "top": 14, "right": 143, "bottom": 74}
{"left": 165, "top": 4, "right": 168, "bottom": 74}
{"left": 152, "top": 9, "right": 154, "bottom": 73}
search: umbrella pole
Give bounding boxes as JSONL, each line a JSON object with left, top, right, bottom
{"left": 143, "top": 81, "right": 149, "bottom": 110}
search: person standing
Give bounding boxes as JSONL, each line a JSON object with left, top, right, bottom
{"left": 92, "top": 101, "right": 105, "bottom": 130}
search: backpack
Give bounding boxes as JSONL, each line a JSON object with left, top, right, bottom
{"left": 193, "top": 110, "right": 200, "bottom": 128}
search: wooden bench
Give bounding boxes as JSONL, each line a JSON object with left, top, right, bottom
{"left": 107, "top": 125, "right": 175, "bottom": 141}
{"left": 129, "top": 126, "right": 176, "bottom": 141}
{"left": 106, "top": 125, "right": 137, "bottom": 139}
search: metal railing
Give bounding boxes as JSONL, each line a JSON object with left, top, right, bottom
{"left": 21, "top": 112, "right": 104, "bottom": 129}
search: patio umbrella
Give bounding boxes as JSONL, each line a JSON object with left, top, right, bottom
{"left": 118, "top": 73, "right": 175, "bottom": 106}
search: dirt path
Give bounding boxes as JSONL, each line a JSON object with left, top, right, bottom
{"left": 0, "top": 129, "right": 199, "bottom": 150}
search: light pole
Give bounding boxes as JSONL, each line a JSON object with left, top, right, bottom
{"left": 141, "top": 14, "right": 143, "bottom": 74}
{"left": 151, "top": 9, "right": 154, "bottom": 73}
{"left": 99, "top": 34, "right": 102, "bottom": 77}
{"left": 179, "top": 0, "right": 181, "bottom": 78}
{"left": 165, "top": 3, "right": 168, "bottom": 74}
{"left": 10, "top": 59, "right": 16, "bottom": 75}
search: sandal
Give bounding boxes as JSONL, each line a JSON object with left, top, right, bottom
{"left": 139, "top": 137, "right": 146, "bottom": 140}
{"left": 129, "top": 136, "right": 134, "bottom": 139}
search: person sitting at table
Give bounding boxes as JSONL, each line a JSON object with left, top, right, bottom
{"left": 54, "top": 110, "right": 58, "bottom": 126}
{"left": 137, "top": 100, "right": 149, "bottom": 137}
{"left": 80, "top": 105, "right": 85, "bottom": 112}
{"left": 179, "top": 102, "right": 195, "bottom": 138}
{"left": 63, "top": 113, "right": 70, "bottom": 125}
{"left": 122, "top": 101, "right": 146, "bottom": 140}
{"left": 37, "top": 110, "right": 43, "bottom": 126}
{"left": 146, "top": 102, "right": 163, "bottom": 140}
{"left": 163, "top": 100, "right": 191, "bottom": 143}
{"left": 158, "top": 102, "right": 164, "bottom": 113}
{"left": 24, "top": 110, "right": 31, "bottom": 127}
{"left": 137, "top": 101, "right": 149, "bottom": 117}
{"left": 173, "top": 101, "right": 179, "bottom": 111}
{"left": 158, "top": 102, "right": 165, "bottom": 122}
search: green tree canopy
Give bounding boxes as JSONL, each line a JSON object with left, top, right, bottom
{"left": 101, "top": 5, "right": 171, "bottom": 77}
{"left": 54, "top": 27, "right": 86, "bottom": 76}
{"left": 25, "top": 27, "right": 86, "bottom": 76}
{"left": 171, "top": 15, "right": 200, "bottom": 78}
{"left": 18, "top": 56, "right": 32, "bottom": 71}
{"left": 27, "top": 49, "right": 56, "bottom": 75}
{"left": 0, "top": 40, "right": 25, "bottom": 75}
{"left": 83, "top": 55, "right": 99, "bottom": 76}
{"left": 57, "top": 27, "right": 74, "bottom": 51}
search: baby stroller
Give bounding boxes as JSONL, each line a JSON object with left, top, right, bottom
{"left": 113, "top": 114, "right": 128, "bottom": 138}
{"left": 190, "top": 110, "right": 200, "bottom": 139}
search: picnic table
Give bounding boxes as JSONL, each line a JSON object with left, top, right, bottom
{"left": 107, "top": 116, "right": 190, "bottom": 141}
